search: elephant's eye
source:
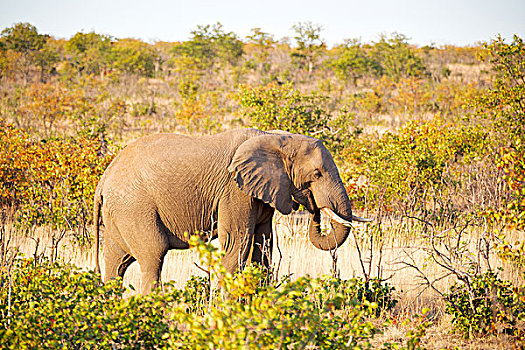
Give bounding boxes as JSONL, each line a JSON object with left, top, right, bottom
{"left": 312, "top": 169, "right": 322, "bottom": 179}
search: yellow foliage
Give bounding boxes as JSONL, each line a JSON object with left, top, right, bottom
{"left": 0, "top": 124, "right": 115, "bottom": 230}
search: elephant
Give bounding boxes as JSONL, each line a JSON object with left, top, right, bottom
{"left": 93, "top": 128, "right": 370, "bottom": 294}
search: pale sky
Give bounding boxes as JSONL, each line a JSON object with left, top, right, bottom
{"left": 1, "top": 0, "right": 524, "bottom": 47}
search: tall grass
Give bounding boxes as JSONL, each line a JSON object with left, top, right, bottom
{"left": 6, "top": 211, "right": 521, "bottom": 305}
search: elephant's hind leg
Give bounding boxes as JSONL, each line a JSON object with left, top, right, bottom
{"left": 137, "top": 251, "right": 167, "bottom": 294}
{"left": 125, "top": 212, "right": 170, "bottom": 294}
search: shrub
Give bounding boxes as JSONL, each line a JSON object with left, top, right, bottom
{"left": 344, "top": 76, "right": 480, "bottom": 118}
{"left": 341, "top": 116, "right": 487, "bottom": 215}
{"left": 182, "top": 275, "right": 210, "bottom": 315}
{"left": 445, "top": 271, "right": 524, "bottom": 338}
{"left": 167, "top": 237, "right": 394, "bottom": 349}
{"left": 6, "top": 76, "right": 127, "bottom": 139}
{"left": 17, "top": 81, "right": 80, "bottom": 135}
{"left": 472, "top": 35, "right": 525, "bottom": 230}
{"left": 329, "top": 39, "right": 381, "bottom": 85}
{"left": 235, "top": 82, "right": 331, "bottom": 140}
{"left": 169, "top": 273, "right": 380, "bottom": 349}
{"left": 0, "top": 239, "right": 404, "bottom": 349}
{"left": 0, "top": 256, "right": 178, "bottom": 349}
{"left": 313, "top": 276, "right": 398, "bottom": 317}
{"left": 235, "top": 82, "right": 368, "bottom": 155}
{"left": 173, "top": 75, "right": 224, "bottom": 134}
{"left": 0, "top": 124, "right": 115, "bottom": 235}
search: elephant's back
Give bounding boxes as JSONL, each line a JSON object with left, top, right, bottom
{"left": 119, "top": 128, "right": 263, "bottom": 158}
{"left": 100, "top": 129, "right": 263, "bottom": 203}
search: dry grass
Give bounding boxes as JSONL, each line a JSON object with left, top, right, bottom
{"left": 373, "top": 314, "right": 518, "bottom": 349}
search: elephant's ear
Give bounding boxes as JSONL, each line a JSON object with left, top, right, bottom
{"left": 228, "top": 134, "right": 294, "bottom": 215}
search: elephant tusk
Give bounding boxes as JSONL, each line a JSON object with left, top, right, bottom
{"left": 321, "top": 208, "right": 353, "bottom": 227}
{"left": 321, "top": 208, "right": 372, "bottom": 226}
{"left": 351, "top": 215, "right": 373, "bottom": 223}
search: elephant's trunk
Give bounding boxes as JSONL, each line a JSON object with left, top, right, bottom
{"left": 308, "top": 208, "right": 351, "bottom": 251}
{"left": 308, "top": 183, "right": 354, "bottom": 250}
{"left": 307, "top": 179, "right": 371, "bottom": 250}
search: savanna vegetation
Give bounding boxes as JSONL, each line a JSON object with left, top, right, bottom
{"left": 0, "top": 21, "right": 524, "bottom": 348}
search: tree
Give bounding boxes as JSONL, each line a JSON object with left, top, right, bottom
{"left": 290, "top": 22, "right": 326, "bottom": 76}
{"left": 0, "top": 22, "right": 47, "bottom": 54}
{"left": 172, "top": 23, "right": 243, "bottom": 70}
{"left": 0, "top": 22, "right": 52, "bottom": 82}
{"left": 111, "top": 38, "right": 157, "bottom": 77}
{"left": 65, "top": 31, "right": 113, "bottom": 76}
{"left": 371, "top": 33, "right": 427, "bottom": 80}
{"left": 330, "top": 39, "right": 381, "bottom": 85}
{"left": 246, "top": 28, "right": 276, "bottom": 73}
{"left": 34, "top": 37, "right": 61, "bottom": 81}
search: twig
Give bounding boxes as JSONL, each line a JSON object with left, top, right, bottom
{"left": 194, "top": 262, "right": 210, "bottom": 275}
{"left": 274, "top": 228, "right": 283, "bottom": 283}
{"left": 396, "top": 257, "right": 447, "bottom": 299}
{"left": 300, "top": 317, "right": 324, "bottom": 349}
{"left": 352, "top": 228, "right": 368, "bottom": 281}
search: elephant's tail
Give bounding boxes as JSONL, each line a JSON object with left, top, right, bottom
{"left": 93, "top": 179, "right": 104, "bottom": 275}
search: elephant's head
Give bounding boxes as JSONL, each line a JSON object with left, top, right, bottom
{"left": 228, "top": 131, "right": 370, "bottom": 251}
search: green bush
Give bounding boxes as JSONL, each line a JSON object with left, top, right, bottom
{"left": 445, "top": 271, "right": 524, "bottom": 338}
{"left": 329, "top": 33, "right": 427, "bottom": 84}
{"left": 182, "top": 275, "right": 210, "bottom": 315}
{"left": 370, "top": 33, "right": 428, "bottom": 80}
{"left": 329, "top": 39, "right": 381, "bottom": 85}
{"left": 169, "top": 273, "right": 380, "bottom": 349}
{"left": 342, "top": 116, "right": 487, "bottom": 215}
{"left": 0, "top": 256, "right": 178, "bottom": 349}
{"left": 0, "top": 239, "right": 402, "bottom": 349}
{"left": 312, "top": 276, "right": 397, "bottom": 317}
{"left": 167, "top": 238, "right": 397, "bottom": 349}
{"left": 235, "top": 82, "right": 330, "bottom": 138}
{"left": 234, "top": 82, "right": 358, "bottom": 154}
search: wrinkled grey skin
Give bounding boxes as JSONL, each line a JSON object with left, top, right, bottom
{"left": 93, "top": 129, "right": 359, "bottom": 294}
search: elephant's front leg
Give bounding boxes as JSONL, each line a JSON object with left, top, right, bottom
{"left": 252, "top": 220, "right": 273, "bottom": 271}
{"left": 217, "top": 195, "right": 257, "bottom": 273}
